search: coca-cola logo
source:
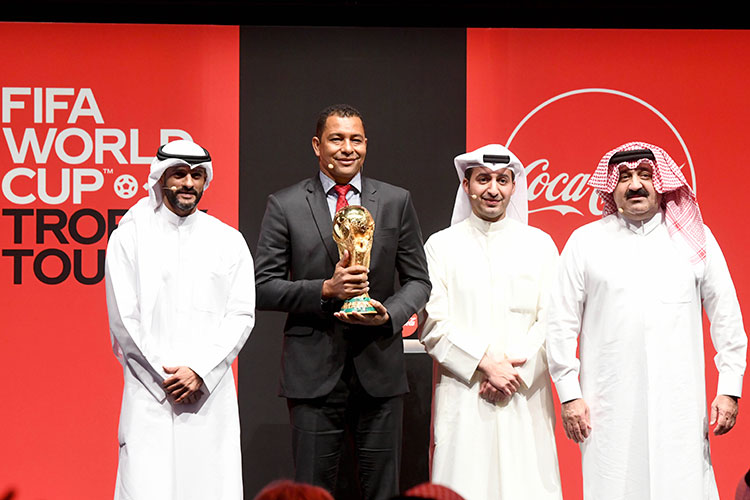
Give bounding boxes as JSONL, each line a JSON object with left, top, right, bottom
{"left": 524, "top": 158, "right": 601, "bottom": 217}
{"left": 504, "top": 88, "right": 696, "bottom": 243}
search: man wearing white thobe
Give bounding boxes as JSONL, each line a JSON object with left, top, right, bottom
{"left": 421, "top": 144, "right": 562, "bottom": 500}
{"left": 105, "top": 140, "right": 255, "bottom": 500}
{"left": 547, "top": 142, "right": 747, "bottom": 500}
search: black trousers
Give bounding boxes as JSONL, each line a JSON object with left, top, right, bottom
{"left": 288, "top": 361, "right": 403, "bottom": 500}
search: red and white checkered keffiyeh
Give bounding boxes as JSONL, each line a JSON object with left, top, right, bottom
{"left": 588, "top": 141, "right": 706, "bottom": 269}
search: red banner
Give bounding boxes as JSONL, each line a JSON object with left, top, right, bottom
{"left": 0, "top": 23, "right": 238, "bottom": 499}
{"left": 467, "top": 28, "right": 750, "bottom": 498}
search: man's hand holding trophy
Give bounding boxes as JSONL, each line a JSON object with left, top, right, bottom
{"left": 328, "top": 205, "right": 390, "bottom": 326}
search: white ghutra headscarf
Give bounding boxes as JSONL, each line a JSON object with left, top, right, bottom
{"left": 145, "top": 139, "right": 213, "bottom": 209}
{"left": 450, "top": 144, "right": 528, "bottom": 225}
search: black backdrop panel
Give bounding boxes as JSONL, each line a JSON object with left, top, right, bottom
{"left": 238, "top": 26, "right": 466, "bottom": 498}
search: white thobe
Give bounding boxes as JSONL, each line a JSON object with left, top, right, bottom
{"left": 105, "top": 199, "right": 255, "bottom": 500}
{"left": 421, "top": 213, "right": 562, "bottom": 500}
{"left": 547, "top": 212, "right": 747, "bottom": 500}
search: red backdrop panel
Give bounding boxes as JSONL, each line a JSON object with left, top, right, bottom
{"left": 0, "top": 23, "right": 239, "bottom": 499}
{"left": 467, "top": 28, "right": 750, "bottom": 499}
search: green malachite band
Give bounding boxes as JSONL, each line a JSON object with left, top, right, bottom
{"left": 341, "top": 296, "right": 377, "bottom": 314}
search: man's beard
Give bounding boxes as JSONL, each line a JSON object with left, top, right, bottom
{"left": 165, "top": 188, "right": 203, "bottom": 213}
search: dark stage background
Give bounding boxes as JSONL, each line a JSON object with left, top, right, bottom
{"left": 237, "top": 26, "right": 466, "bottom": 497}
{"left": 2, "top": 0, "right": 746, "bottom": 28}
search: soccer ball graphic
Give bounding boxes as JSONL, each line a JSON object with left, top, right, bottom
{"left": 114, "top": 174, "right": 139, "bottom": 199}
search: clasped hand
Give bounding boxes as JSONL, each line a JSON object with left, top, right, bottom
{"left": 477, "top": 350, "right": 526, "bottom": 404}
{"left": 163, "top": 365, "right": 204, "bottom": 404}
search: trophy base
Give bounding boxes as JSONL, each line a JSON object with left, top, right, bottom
{"left": 340, "top": 296, "right": 377, "bottom": 315}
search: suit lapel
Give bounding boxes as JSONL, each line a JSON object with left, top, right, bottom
{"left": 306, "top": 177, "right": 339, "bottom": 265}
{"left": 360, "top": 177, "right": 379, "bottom": 227}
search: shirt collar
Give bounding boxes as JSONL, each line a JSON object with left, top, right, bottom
{"left": 319, "top": 170, "right": 362, "bottom": 194}
{"left": 618, "top": 209, "right": 664, "bottom": 236}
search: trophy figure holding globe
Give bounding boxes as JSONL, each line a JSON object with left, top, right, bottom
{"left": 332, "top": 205, "right": 377, "bottom": 314}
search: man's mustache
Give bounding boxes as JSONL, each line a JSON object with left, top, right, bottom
{"left": 163, "top": 186, "right": 198, "bottom": 195}
{"left": 625, "top": 188, "right": 649, "bottom": 199}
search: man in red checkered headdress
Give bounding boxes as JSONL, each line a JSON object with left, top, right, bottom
{"left": 547, "top": 142, "right": 747, "bottom": 500}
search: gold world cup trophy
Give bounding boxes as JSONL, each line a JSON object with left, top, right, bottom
{"left": 332, "top": 205, "right": 377, "bottom": 314}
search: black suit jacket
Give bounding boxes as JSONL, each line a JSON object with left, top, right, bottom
{"left": 255, "top": 175, "right": 431, "bottom": 399}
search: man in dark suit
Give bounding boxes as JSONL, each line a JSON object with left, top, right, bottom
{"left": 254, "top": 104, "right": 431, "bottom": 500}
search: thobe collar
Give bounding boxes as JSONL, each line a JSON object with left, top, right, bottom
{"left": 618, "top": 210, "right": 664, "bottom": 236}
{"left": 157, "top": 202, "right": 200, "bottom": 227}
{"left": 467, "top": 210, "right": 512, "bottom": 235}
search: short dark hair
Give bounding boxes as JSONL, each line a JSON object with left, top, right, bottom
{"left": 464, "top": 167, "right": 515, "bottom": 182}
{"left": 315, "top": 104, "right": 365, "bottom": 138}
